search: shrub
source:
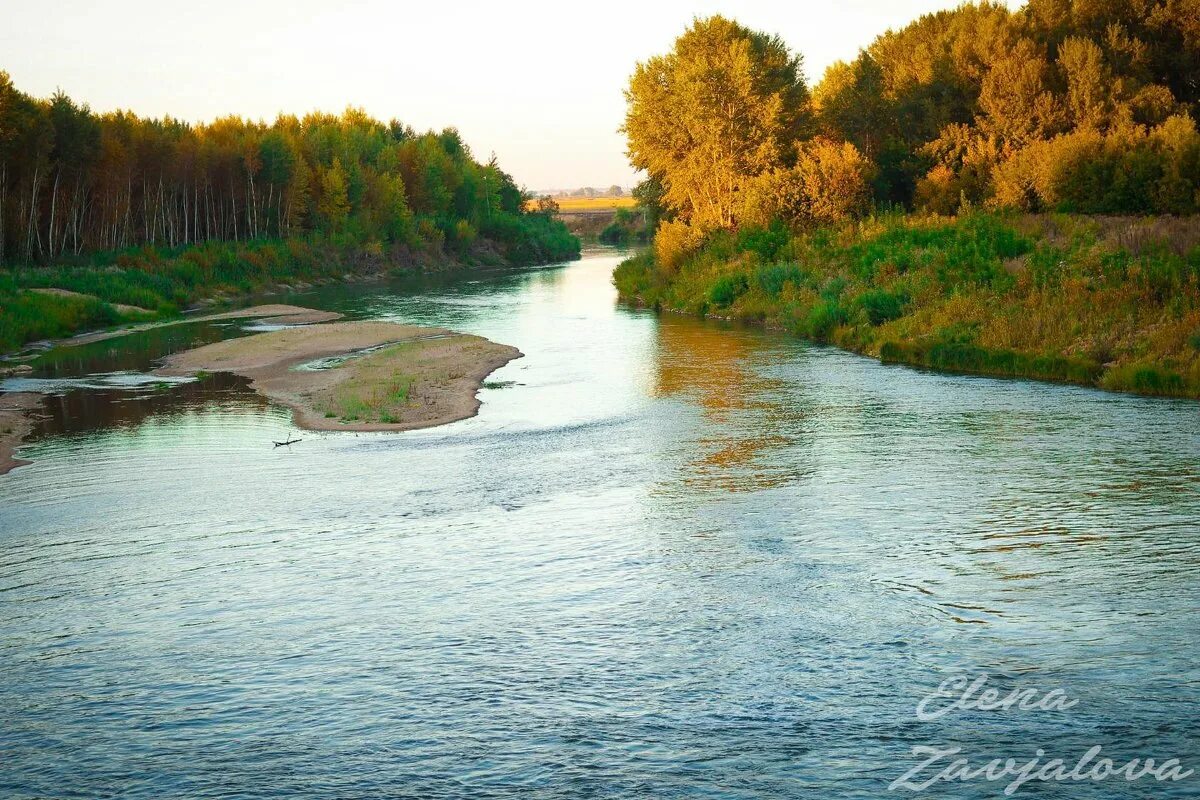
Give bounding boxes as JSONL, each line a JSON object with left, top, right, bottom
{"left": 754, "top": 263, "right": 807, "bottom": 296}
{"left": 599, "top": 221, "right": 631, "bottom": 245}
{"left": 805, "top": 298, "right": 848, "bottom": 339}
{"left": 738, "top": 139, "right": 873, "bottom": 227}
{"left": 735, "top": 223, "right": 790, "bottom": 261}
{"left": 855, "top": 288, "right": 908, "bottom": 324}
{"left": 794, "top": 138, "right": 875, "bottom": 224}
{"left": 654, "top": 219, "right": 705, "bottom": 273}
{"left": 708, "top": 273, "right": 749, "bottom": 307}
{"left": 1102, "top": 363, "right": 1188, "bottom": 396}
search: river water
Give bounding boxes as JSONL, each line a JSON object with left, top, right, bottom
{"left": 1, "top": 250, "right": 1198, "bottom": 798}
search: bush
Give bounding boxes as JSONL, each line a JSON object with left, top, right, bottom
{"left": 754, "top": 263, "right": 808, "bottom": 296}
{"left": 735, "top": 224, "right": 790, "bottom": 261}
{"left": 855, "top": 288, "right": 908, "bottom": 324}
{"left": 1102, "top": 363, "right": 1189, "bottom": 396}
{"left": 0, "top": 290, "right": 123, "bottom": 353}
{"left": 708, "top": 273, "right": 749, "bottom": 307}
{"left": 599, "top": 221, "right": 631, "bottom": 245}
{"left": 804, "top": 298, "right": 848, "bottom": 339}
{"left": 654, "top": 219, "right": 705, "bottom": 273}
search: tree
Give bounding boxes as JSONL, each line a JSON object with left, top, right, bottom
{"left": 318, "top": 157, "right": 350, "bottom": 233}
{"left": 1058, "top": 37, "right": 1114, "bottom": 131}
{"left": 739, "top": 138, "right": 873, "bottom": 226}
{"left": 813, "top": 56, "right": 892, "bottom": 159}
{"left": 623, "top": 15, "right": 812, "bottom": 230}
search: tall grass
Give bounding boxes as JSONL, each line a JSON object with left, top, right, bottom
{"left": 614, "top": 212, "right": 1200, "bottom": 398}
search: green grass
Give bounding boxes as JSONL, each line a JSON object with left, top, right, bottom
{"left": 615, "top": 211, "right": 1200, "bottom": 398}
{"left": 0, "top": 213, "right": 579, "bottom": 355}
{"left": 0, "top": 281, "right": 126, "bottom": 352}
{"left": 317, "top": 352, "right": 419, "bottom": 424}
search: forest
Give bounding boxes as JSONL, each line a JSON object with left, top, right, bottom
{"left": 617, "top": 1, "right": 1200, "bottom": 398}
{"left": 0, "top": 73, "right": 578, "bottom": 351}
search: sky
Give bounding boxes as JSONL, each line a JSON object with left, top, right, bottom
{"left": 2, "top": 0, "right": 1022, "bottom": 191}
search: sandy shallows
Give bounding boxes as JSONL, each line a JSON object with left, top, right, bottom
{"left": 0, "top": 393, "right": 42, "bottom": 475}
{"left": 157, "top": 321, "right": 522, "bottom": 432}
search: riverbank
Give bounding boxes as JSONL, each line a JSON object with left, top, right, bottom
{"left": 614, "top": 213, "right": 1200, "bottom": 399}
{"left": 0, "top": 392, "right": 41, "bottom": 475}
{"left": 1, "top": 226, "right": 578, "bottom": 357}
{"left": 57, "top": 304, "right": 344, "bottom": 348}
{"left": 156, "top": 320, "right": 522, "bottom": 432}
{"left": 0, "top": 305, "right": 348, "bottom": 473}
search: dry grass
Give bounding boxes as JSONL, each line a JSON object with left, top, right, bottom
{"left": 527, "top": 196, "right": 637, "bottom": 212}
{"left": 1018, "top": 214, "right": 1200, "bottom": 257}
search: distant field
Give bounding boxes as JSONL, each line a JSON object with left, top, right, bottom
{"left": 529, "top": 196, "right": 637, "bottom": 212}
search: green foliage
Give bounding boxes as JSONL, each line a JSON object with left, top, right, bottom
{"left": 0, "top": 283, "right": 122, "bottom": 353}
{"left": 1101, "top": 364, "right": 1188, "bottom": 396}
{"left": 855, "top": 288, "right": 908, "bottom": 325}
{"left": 707, "top": 273, "right": 749, "bottom": 307}
{"left": 807, "top": 1, "right": 1200, "bottom": 215}
{"left": 0, "top": 73, "right": 580, "bottom": 351}
{"left": 803, "top": 298, "right": 849, "bottom": 339}
{"left": 754, "top": 262, "right": 807, "bottom": 296}
{"left": 735, "top": 224, "right": 790, "bottom": 261}
{"left": 0, "top": 72, "right": 577, "bottom": 274}
{"left": 624, "top": 15, "right": 812, "bottom": 230}
{"left": 614, "top": 211, "right": 1200, "bottom": 398}
{"left": 598, "top": 208, "right": 652, "bottom": 246}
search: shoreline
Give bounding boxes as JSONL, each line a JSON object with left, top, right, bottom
{"left": 29, "top": 304, "right": 346, "bottom": 351}
{"left": 1, "top": 309, "right": 520, "bottom": 476}
{"left": 156, "top": 319, "right": 522, "bottom": 433}
{"left": 623, "top": 294, "right": 1199, "bottom": 402}
{"left": 0, "top": 393, "right": 42, "bottom": 476}
{"left": 1, "top": 237, "right": 580, "bottom": 362}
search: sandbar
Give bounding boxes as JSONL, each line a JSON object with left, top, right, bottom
{"left": 156, "top": 321, "right": 521, "bottom": 432}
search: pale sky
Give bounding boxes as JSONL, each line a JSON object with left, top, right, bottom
{"left": 3, "top": 0, "right": 1022, "bottom": 191}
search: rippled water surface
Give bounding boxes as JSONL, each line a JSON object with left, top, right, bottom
{"left": 2, "top": 250, "right": 1198, "bottom": 798}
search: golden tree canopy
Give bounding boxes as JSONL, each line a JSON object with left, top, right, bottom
{"left": 623, "top": 16, "right": 811, "bottom": 231}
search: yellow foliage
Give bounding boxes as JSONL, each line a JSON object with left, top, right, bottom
{"left": 794, "top": 139, "right": 874, "bottom": 224}
{"left": 737, "top": 139, "right": 872, "bottom": 226}
{"left": 624, "top": 15, "right": 810, "bottom": 229}
{"left": 654, "top": 219, "right": 706, "bottom": 273}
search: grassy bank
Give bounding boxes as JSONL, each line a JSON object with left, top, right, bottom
{"left": 614, "top": 213, "right": 1200, "bottom": 398}
{"left": 1, "top": 218, "right": 578, "bottom": 355}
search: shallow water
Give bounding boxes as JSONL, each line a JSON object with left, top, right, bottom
{"left": 1, "top": 250, "right": 1198, "bottom": 798}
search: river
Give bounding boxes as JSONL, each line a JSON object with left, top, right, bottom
{"left": 1, "top": 249, "right": 1198, "bottom": 798}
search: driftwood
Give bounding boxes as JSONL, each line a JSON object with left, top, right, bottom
{"left": 273, "top": 437, "right": 301, "bottom": 447}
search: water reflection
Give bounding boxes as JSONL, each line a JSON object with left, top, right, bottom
{"left": 29, "top": 319, "right": 255, "bottom": 377}
{"left": 650, "top": 315, "right": 807, "bottom": 493}
{"left": 28, "top": 372, "right": 267, "bottom": 442}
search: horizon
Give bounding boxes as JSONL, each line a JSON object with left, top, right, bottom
{"left": 3, "top": 0, "right": 1023, "bottom": 190}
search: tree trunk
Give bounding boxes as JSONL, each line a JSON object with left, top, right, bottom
{"left": 26, "top": 165, "right": 41, "bottom": 261}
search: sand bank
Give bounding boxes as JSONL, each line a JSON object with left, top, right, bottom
{"left": 0, "top": 393, "right": 42, "bottom": 475}
{"left": 157, "top": 321, "right": 521, "bottom": 432}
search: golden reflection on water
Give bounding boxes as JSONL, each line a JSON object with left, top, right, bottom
{"left": 649, "top": 314, "right": 803, "bottom": 494}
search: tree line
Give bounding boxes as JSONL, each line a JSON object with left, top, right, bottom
{"left": 0, "top": 71, "right": 573, "bottom": 267}
{"left": 624, "top": 1, "right": 1200, "bottom": 250}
